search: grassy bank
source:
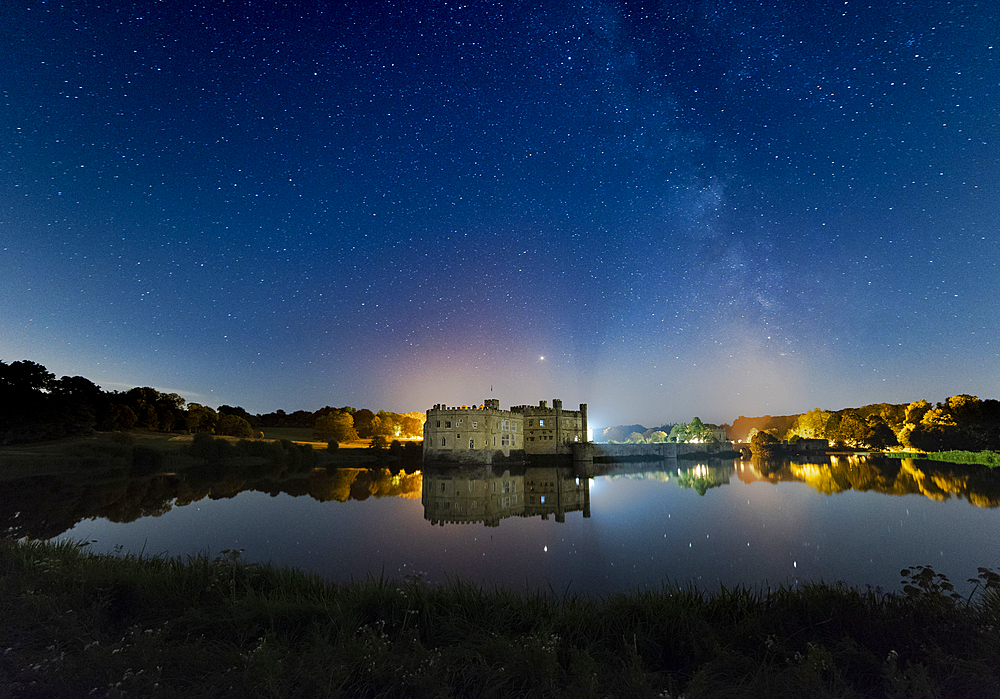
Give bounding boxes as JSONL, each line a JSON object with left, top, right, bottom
{"left": 0, "top": 432, "right": 396, "bottom": 479}
{"left": 0, "top": 432, "right": 198, "bottom": 480}
{"left": 884, "top": 450, "right": 1000, "bottom": 468}
{"left": 3, "top": 540, "right": 999, "bottom": 698}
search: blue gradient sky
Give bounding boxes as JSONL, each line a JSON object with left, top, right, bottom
{"left": 2, "top": 0, "right": 998, "bottom": 427}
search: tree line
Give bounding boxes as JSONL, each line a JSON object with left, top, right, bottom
{"left": 747, "top": 395, "right": 1000, "bottom": 452}
{"left": 606, "top": 418, "right": 725, "bottom": 444}
{"left": 0, "top": 359, "right": 425, "bottom": 446}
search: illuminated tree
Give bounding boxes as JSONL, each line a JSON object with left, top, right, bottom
{"left": 845, "top": 414, "right": 897, "bottom": 450}
{"left": 314, "top": 412, "right": 358, "bottom": 443}
{"left": 873, "top": 403, "right": 906, "bottom": 435}
{"left": 371, "top": 413, "right": 398, "bottom": 437}
{"left": 789, "top": 408, "right": 832, "bottom": 440}
{"left": 905, "top": 400, "right": 932, "bottom": 426}
{"left": 750, "top": 430, "right": 780, "bottom": 453}
{"left": 353, "top": 409, "right": 376, "bottom": 438}
{"left": 668, "top": 417, "right": 717, "bottom": 443}
{"left": 945, "top": 394, "right": 982, "bottom": 425}
{"left": 400, "top": 415, "right": 423, "bottom": 438}
{"left": 909, "top": 406, "right": 961, "bottom": 451}
{"left": 868, "top": 415, "right": 896, "bottom": 449}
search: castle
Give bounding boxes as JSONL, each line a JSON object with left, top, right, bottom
{"left": 422, "top": 398, "right": 588, "bottom": 465}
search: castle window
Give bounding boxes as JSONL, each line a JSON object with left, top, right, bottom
{"left": 528, "top": 419, "right": 534, "bottom": 427}
{"left": 541, "top": 495, "right": 546, "bottom": 504}
{"left": 436, "top": 421, "right": 441, "bottom": 427}
{"left": 457, "top": 434, "right": 461, "bottom": 440}
{"left": 472, "top": 421, "right": 477, "bottom": 429}
{"left": 445, "top": 421, "right": 452, "bottom": 428}
{"left": 441, "top": 437, "right": 446, "bottom": 446}
{"left": 458, "top": 419, "right": 462, "bottom": 425}
{"left": 469, "top": 439, "right": 474, "bottom": 449}
{"left": 539, "top": 419, "right": 545, "bottom": 427}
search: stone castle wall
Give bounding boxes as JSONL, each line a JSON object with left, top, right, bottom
{"left": 572, "top": 440, "right": 735, "bottom": 462}
{"left": 510, "top": 399, "right": 588, "bottom": 456}
{"left": 422, "top": 399, "right": 525, "bottom": 465}
{"left": 423, "top": 398, "right": 588, "bottom": 464}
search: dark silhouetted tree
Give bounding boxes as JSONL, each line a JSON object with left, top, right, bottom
{"left": 217, "top": 413, "right": 254, "bottom": 438}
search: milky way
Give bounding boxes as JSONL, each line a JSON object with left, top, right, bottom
{"left": 2, "top": 0, "right": 997, "bottom": 427}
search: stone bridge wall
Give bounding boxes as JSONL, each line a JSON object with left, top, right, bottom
{"left": 573, "top": 441, "right": 735, "bottom": 462}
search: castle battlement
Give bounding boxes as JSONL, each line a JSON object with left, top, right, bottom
{"left": 428, "top": 400, "right": 518, "bottom": 417}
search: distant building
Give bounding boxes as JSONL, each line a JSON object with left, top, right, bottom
{"left": 708, "top": 425, "right": 728, "bottom": 443}
{"left": 422, "top": 398, "right": 587, "bottom": 465}
{"left": 793, "top": 438, "right": 828, "bottom": 452}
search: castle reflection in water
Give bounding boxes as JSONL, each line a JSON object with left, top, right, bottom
{"left": 422, "top": 463, "right": 590, "bottom": 527}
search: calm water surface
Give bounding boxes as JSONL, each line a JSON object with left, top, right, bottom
{"left": 8, "top": 455, "right": 999, "bottom": 595}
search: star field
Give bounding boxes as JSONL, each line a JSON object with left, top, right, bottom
{"left": 2, "top": 0, "right": 997, "bottom": 427}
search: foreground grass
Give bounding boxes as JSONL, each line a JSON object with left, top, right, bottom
{"left": 3, "top": 541, "right": 1000, "bottom": 698}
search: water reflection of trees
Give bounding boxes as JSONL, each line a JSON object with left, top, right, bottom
{"left": 7, "top": 456, "right": 999, "bottom": 541}
{"left": 593, "top": 456, "right": 1000, "bottom": 507}
{"left": 674, "top": 462, "right": 732, "bottom": 496}
{"left": 0, "top": 465, "right": 423, "bottom": 541}
{"left": 738, "top": 456, "right": 1000, "bottom": 507}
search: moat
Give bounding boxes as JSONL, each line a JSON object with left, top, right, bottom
{"left": 6, "top": 454, "right": 1000, "bottom": 595}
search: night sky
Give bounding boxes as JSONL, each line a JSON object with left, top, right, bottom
{"left": 3, "top": 0, "right": 998, "bottom": 428}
